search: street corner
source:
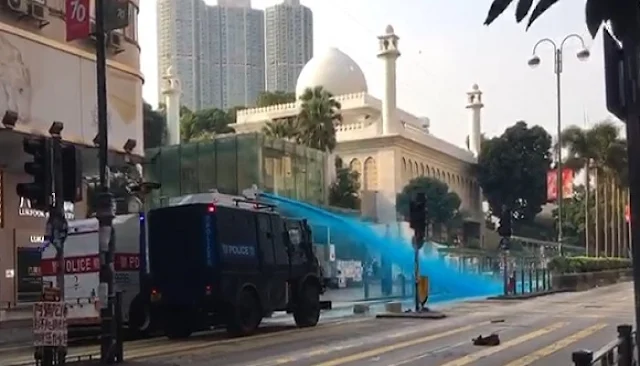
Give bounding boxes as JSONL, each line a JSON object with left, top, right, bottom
{"left": 375, "top": 308, "right": 447, "bottom": 320}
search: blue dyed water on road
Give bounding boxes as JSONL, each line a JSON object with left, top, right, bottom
{"left": 262, "top": 193, "right": 502, "bottom": 300}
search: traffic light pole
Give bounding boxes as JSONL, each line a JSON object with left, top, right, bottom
{"left": 621, "top": 31, "right": 640, "bottom": 361}
{"left": 49, "top": 130, "right": 68, "bottom": 365}
{"left": 95, "top": 0, "right": 117, "bottom": 363}
{"left": 413, "top": 237, "right": 420, "bottom": 312}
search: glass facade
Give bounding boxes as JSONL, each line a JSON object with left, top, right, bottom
{"left": 144, "top": 133, "right": 328, "bottom": 208}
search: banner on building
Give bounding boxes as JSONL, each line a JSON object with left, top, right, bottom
{"left": 547, "top": 168, "right": 574, "bottom": 202}
{"left": 625, "top": 204, "right": 630, "bottom": 223}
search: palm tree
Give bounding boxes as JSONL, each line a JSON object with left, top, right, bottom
{"left": 297, "top": 86, "right": 342, "bottom": 153}
{"left": 560, "top": 125, "right": 597, "bottom": 255}
{"left": 483, "top": 0, "right": 636, "bottom": 41}
{"left": 262, "top": 117, "right": 300, "bottom": 141}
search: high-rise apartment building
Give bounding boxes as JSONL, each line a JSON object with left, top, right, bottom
{"left": 157, "top": 0, "right": 265, "bottom": 111}
{"left": 265, "top": 0, "right": 313, "bottom": 93}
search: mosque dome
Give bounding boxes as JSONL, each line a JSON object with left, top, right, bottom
{"left": 295, "top": 47, "right": 368, "bottom": 98}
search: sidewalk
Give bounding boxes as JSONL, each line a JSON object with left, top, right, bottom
{"left": 0, "top": 308, "right": 31, "bottom": 329}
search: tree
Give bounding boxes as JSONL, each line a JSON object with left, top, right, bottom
{"left": 256, "top": 91, "right": 296, "bottom": 107}
{"left": 180, "top": 108, "right": 236, "bottom": 142}
{"left": 328, "top": 156, "right": 361, "bottom": 210}
{"left": 396, "top": 176, "right": 462, "bottom": 240}
{"left": 263, "top": 117, "right": 299, "bottom": 141}
{"left": 552, "top": 185, "right": 588, "bottom": 248}
{"left": 483, "top": 0, "right": 636, "bottom": 41}
{"left": 143, "top": 102, "right": 167, "bottom": 149}
{"left": 297, "top": 86, "right": 342, "bottom": 153}
{"left": 477, "top": 121, "right": 552, "bottom": 221}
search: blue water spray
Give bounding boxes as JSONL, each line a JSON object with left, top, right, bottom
{"left": 261, "top": 192, "right": 502, "bottom": 301}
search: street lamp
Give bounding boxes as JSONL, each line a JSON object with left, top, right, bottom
{"left": 528, "top": 34, "right": 590, "bottom": 256}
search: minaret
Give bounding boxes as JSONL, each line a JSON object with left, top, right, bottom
{"left": 161, "top": 66, "right": 182, "bottom": 145}
{"left": 377, "top": 25, "right": 400, "bottom": 135}
{"left": 466, "top": 84, "right": 483, "bottom": 156}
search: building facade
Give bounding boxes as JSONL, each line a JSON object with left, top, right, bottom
{"left": 0, "top": 0, "right": 142, "bottom": 305}
{"left": 157, "top": 0, "right": 265, "bottom": 111}
{"left": 265, "top": 0, "right": 313, "bottom": 93}
{"left": 232, "top": 26, "right": 485, "bottom": 244}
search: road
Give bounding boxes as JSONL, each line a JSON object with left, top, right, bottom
{"left": 0, "top": 282, "right": 634, "bottom": 366}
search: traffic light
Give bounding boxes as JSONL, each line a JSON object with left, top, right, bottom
{"left": 16, "top": 137, "right": 52, "bottom": 210}
{"left": 409, "top": 192, "right": 427, "bottom": 242}
{"left": 497, "top": 207, "right": 512, "bottom": 238}
{"left": 61, "top": 144, "right": 82, "bottom": 202}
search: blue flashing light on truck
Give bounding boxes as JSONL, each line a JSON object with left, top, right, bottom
{"left": 128, "top": 190, "right": 331, "bottom": 339}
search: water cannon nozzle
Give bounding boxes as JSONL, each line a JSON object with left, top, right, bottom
{"left": 242, "top": 184, "right": 262, "bottom": 200}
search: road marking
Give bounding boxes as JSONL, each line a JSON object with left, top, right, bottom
{"left": 1, "top": 318, "right": 371, "bottom": 366}
{"left": 503, "top": 323, "right": 608, "bottom": 366}
{"left": 438, "top": 322, "right": 568, "bottom": 366}
{"left": 311, "top": 324, "right": 478, "bottom": 366}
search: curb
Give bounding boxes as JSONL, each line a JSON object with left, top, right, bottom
{"left": 486, "top": 289, "right": 566, "bottom": 300}
{"left": 376, "top": 311, "right": 447, "bottom": 320}
{"left": 0, "top": 318, "right": 31, "bottom": 329}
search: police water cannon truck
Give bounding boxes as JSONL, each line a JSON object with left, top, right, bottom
{"left": 42, "top": 187, "right": 330, "bottom": 339}
{"left": 143, "top": 187, "right": 331, "bottom": 338}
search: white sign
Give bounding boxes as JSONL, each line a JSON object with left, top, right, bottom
{"left": 18, "top": 197, "right": 75, "bottom": 220}
{"left": 33, "top": 302, "right": 68, "bottom": 347}
{"left": 4, "top": 269, "right": 14, "bottom": 278}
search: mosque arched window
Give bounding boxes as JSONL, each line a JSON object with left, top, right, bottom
{"left": 401, "top": 157, "right": 407, "bottom": 182}
{"left": 430, "top": 167, "right": 435, "bottom": 177}
{"left": 407, "top": 159, "right": 413, "bottom": 178}
{"left": 414, "top": 162, "right": 418, "bottom": 177}
{"left": 364, "top": 157, "right": 378, "bottom": 191}
{"left": 349, "top": 158, "right": 362, "bottom": 185}
{"left": 420, "top": 163, "right": 425, "bottom": 176}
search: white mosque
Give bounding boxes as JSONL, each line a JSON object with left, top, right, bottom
{"left": 163, "top": 25, "right": 485, "bottom": 242}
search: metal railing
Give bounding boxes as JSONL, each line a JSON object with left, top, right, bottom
{"left": 572, "top": 324, "right": 636, "bottom": 366}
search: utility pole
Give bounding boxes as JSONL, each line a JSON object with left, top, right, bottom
{"left": 94, "top": 0, "right": 116, "bottom": 362}
{"left": 409, "top": 193, "right": 427, "bottom": 312}
{"left": 49, "top": 122, "right": 68, "bottom": 365}
{"left": 603, "top": 20, "right": 640, "bottom": 360}
{"left": 93, "top": 0, "right": 129, "bottom": 362}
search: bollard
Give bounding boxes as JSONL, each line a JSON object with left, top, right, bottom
{"left": 617, "top": 324, "right": 633, "bottom": 366}
{"left": 115, "top": 292, "right": 124, "bottom": 363}
{"left": 542, "top": 268, "right": 547, "bottom": 290}
{"left": 364, "top": 273, "right": 370, "bottom": 299}
{"left": 512, "top": 270, "right": 517, "bottom": 295}
{"left": 535, "top": 267, "right": 540, "bottom": 292}
{"left": 572, "top": 350, "right": 594, "bottom": 366}
{"left": 520, "top": 267, "right": 525, "bottom": 294}
{"left": 528, "top": 268, "right": 533, "bottom": 294}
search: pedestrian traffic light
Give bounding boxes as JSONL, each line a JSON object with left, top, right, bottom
{"left": 409, "top": 192, "right": 427, "bottom": 242}
{"left": 497, "top": 207, "right": 512, "bottom": 238}
{"left": 16, "top": 136, "right": 52, "bottom": 210}
{"left": 61, "top": 143, "right": 82, "bottom": 202}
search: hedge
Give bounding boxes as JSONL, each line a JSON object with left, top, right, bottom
{"left": 548, "top": 256, "right": 632, "bottom": 274}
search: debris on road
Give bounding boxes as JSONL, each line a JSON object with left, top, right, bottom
{"left": 473, "top": 333, "right": 500, "bottom": 346}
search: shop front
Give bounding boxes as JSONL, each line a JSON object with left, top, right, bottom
{"left": 0, "top": 171, "right": 86, "bottom": 306}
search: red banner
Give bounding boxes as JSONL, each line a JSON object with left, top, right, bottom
{"left": 547, "top": 168, "right": 574, "bottom": 202}
{"left": 41, "top": 254, "right": 140, "bottom": 276}
{"left": 65, "top": 0, "right": 91, "bottom": 42}
{"left": 625, "top": 204, "right": 630, "bottom": 223}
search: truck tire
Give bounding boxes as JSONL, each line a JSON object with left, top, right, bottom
{"left": 227, "top": 288, "right": 262, "bottom": 337}
{"left": 128, "top": 296, "right": 153, "bottom": 339}
{"left": 294, "top": 282, "right": 320, "bottom": 328}
{"left": 165, "top": 310, "right": 193, "bottom": 339}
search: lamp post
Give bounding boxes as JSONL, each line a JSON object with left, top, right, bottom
{"left": 528, "top": 34, "right": 590, "bottom": 255}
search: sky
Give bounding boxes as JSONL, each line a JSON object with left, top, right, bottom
{"left": 138, "top": 0, "right": 614, "bottom": 149}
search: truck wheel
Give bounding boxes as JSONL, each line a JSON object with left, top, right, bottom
{"left": 294, "top": 282, "right": 320, "bottom": 328}
{"left": 165, "top": 311, "right": 193, "bottom": 339}
{"left": 227, "top": 288, "right": 262, "bottom": 337}
{"left": 128, "top": 297, "right": 153, "bottom": 339}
